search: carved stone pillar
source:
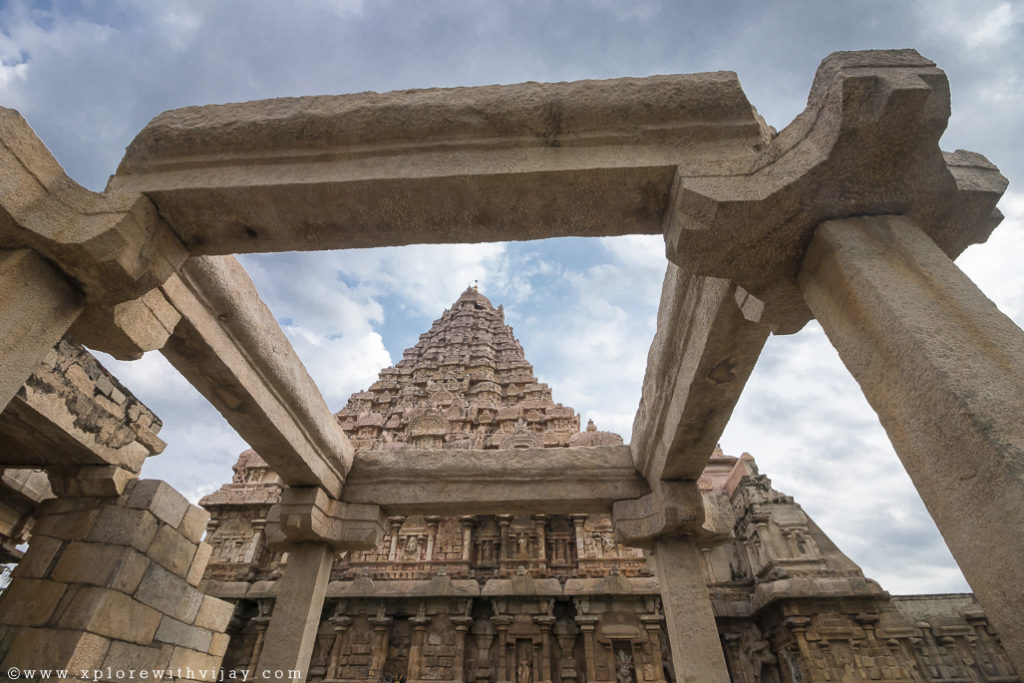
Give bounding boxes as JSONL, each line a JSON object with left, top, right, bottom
{"left": 570, "top": 514, "right": 587, "bottom": 560}
{"left": 799, "top": 214, "right": 1024, "bottom": 671}
{"left": 533, "top": 515, "right": 548, "bottom": 563}
{"left": 493, "top": 615, "right": 514, "bottom": 682}
{"left": 699, "top": 547, "right": 715, "bottom": 583}
{"left": 408, "top": 613, "right": 431, "bottom": 681}
{"left": 248, "top": 609, "right": 272, "bottom": 678}
{"left": 553, "top": 620, "right": 579, "bottom": 683}
{"left": 784, "top": 616, "right": 812, "bottom": 679}
{"left": 575, "top": 615, "right": 599, "bottom": 683}
{"left": 474, "top": 617, "right": 497, "bottom": 683}
{"left": 327, "top": 615, "right": 352, "bottom": 679}
{"left": 425, "top": 515, "right": 442, "bottom": 561}
{"left": 452, "top": 616, "right": 474, "bottom": 683}
{"left": 459, "top": 516, "right": 475, "bottom": 563}
{"left": 369, "top": 614, "right": 394, "bottom": 676}
{"left": 534, "top": 616, "right": 555, "bottom": 683}
{"left": 388, "top": 517, "right": 406, "bottom": 561}
{"left": 497, "top": 515, "right": 513, "bottom": 561}
{"left": 640, "top": 615, "right": 666, "bottom": 683}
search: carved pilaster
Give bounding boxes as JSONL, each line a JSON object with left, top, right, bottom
{"left": 497, "top": 515, "right": 513, "bottom": 561}
{"left": 533, "top": 515, "right": 549, "bottom": 563}
{"left": 388, "top": 516, "right": 406, "bottom": 561}
{"left": 369, "top": 614, "right": 394, "bottom": 676}
{"left": 425, "top": 515, "right": 442, "bottom": 561}
{"left": 452, "top": 616, "right": 474, "bottom": 683}
{"left": 575, "top": 615, "right": 599, "bottom": 683}
{"left": 327, "top": 615, "right": 352, "bottom": 679}
{"left": 493, "top": 615, "right": 515, "bottom": 683}
{"left": 534, "top": 616, "right": 556, "bottom": 683}
{"left": 570, "top": 514, "right": 587, "bottom": 560}
{"left": 409, "top": 613, "right": 432, "bottom": 681}
{"left": 459, "top": 516, "right": 475, "bottom": 563}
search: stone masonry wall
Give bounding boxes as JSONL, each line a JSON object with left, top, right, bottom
{"left": 0, "top": 479, "right": 233, "bottom": 682}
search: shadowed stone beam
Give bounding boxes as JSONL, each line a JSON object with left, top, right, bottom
{"left": 0, "top": 250, "right": 82, "bottom": 410}
{"left": 160, "top": 255, "right": 353, "bottom": 497}
{"left": 0, "top": 107, "right": 188, "bottom": 365}
{"left": 799, "top": 214, "right": 1024, "bottom": 673}
{"left": 109, "top": 74, "right": 770, "bottom": 253}
{"left": 341, "top": 445, "right": 650, "bottom": 515}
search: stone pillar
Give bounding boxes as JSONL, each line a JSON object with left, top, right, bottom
{"left": 425, "top": 516, "right": 442, "bottom": 561}
{"left": 497, "top": 515, "right": 513, "bottom": 561}
{"left": 0, "top": 475, "right": 233, "bottom": 681}
{"left": 783, "top": 617, "right": 812, "bottom": 680}
{"left": 570, "top": 514, "right": 587, "bottom": 559}
{"left": 493, "top": 615, "right": 514, "bottom": 682}
{"left": 640, "top": 615, "right": 666, "bottom": 683}
{"left": 534, "top": 616, "right": 555, "bottom": 683}
{"left": 254, "top": 543, "right": 334, "bottom": 682}
{"left": 248, "top": 613, "right": 271, "bottom": 678}
{"left": 408, "top": 613, "right": 431, "bottom": 682}
{"left": 798, "top": 214, "right": 1024, "bottom": 672}
{"left": 473, "top": 617, "right": 496, "bottom": 683}
{"left": 459, "top": 516, "right": 475, "bottom": 563}
{"left": 651, "top": 537, "right": 730, "bottom": 682}
{"left": 533, "top": 515, "right": 548, "bottom": 563}
{"left": 327, "top": 615, "right": 352, "bottom": 679}
{"left": 575, "top": 616, "right": 599, "bottom": 683}
{"left": 0, "top": 249, "right": 82, "bottom": 411}
{"left": 388, "top": 517, "right": 406, "bottom": 561}
{"left": 369, "top": 614, "right": 393, "bottom": 676}
{"left": 452, "top": 616, "right": 474, "bottom": 683}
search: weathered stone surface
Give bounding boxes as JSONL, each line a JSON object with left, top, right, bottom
{"left": 147, "top": 524, "right": 199, "bottom": 578}
{"left": 799, "top": 214, "right": 1024, "bottom": 673}
{"left": 186, "top": 542, "right": 212, "bottom": 587}
{"left": 193, "top": 595, "right": 235, "bottom": 632}
{"left": 87, "top": 505, "right": 159, "bottom": 552}
{"left": 50, "top": 541, "right": 147, "bottom": 589}
{"left": 0, "top": 249, "right": 81, "bottom": 412}
{"left": 100, "top": 640, "right": 174, "bottom": 675}
{"left": 128, "top": 479, "right": 191, "bottom": 528}
{"left": 0, "top": 108, "right": 187, "bottom": 359}
{"left": 135, "top": 563, "right": 204, "bottom": 624}
{"left": 11, "top": 534, "right": 62, "bottom": 579}
{"left": 630, "top": 265, "right": 769, "bottom": 485}
{"left": 652, "top": 537, "right": 730, "bottom": 681}
{"left": 155, "top": 615, "right": 214, "bottom": 652}
{"left": 1, "top": 627, "right": 109, "bottom": 672}
{"left": 254, "top": 543, "right": 333, "bottom": 682}
{"left": 53, "top": 585, "right": 162, "bottom": 644}
{"left": 0, "top": 577, "right": 67, "bottom": 626}
{"left": 612, "top": 480, "right": 704, "bottom": 546}
{"left": 266, "top": 487, "right": 384, "bottom": 550}
{"left": 179, "top": 505, "right": 210, "bottom": 544}
{"left": 0, "top": 336, "right": 164, "bottom": 470}
{"left": 111, "top": 74, "right": 766, "bottom": 254}
{"left": 160, "top": 256, "right": 350, "bottom": 496}
{"left": 342, "top": 444, "right": 646, "bottom": 515}
{"left": 664, "top": 50, "right": 1006, "bottom": 333}
{"left": 167, "top": 646, "right": 222, "bottom": 682}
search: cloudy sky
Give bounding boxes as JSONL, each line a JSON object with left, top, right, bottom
{"left": 2, "top": 0, "right": 1021, "bottom": 595}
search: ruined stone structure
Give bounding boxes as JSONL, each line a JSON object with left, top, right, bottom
{"left": 0, "top": 49, "right": 1021, "bottom": 683}
{"left": 200, "top": 288, "right": 1019, "bottom": 683}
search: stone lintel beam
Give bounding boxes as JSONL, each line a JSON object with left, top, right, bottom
{"left": 340, "top": 445, "right": 649, "bottom": 515}
{"left": 109, "top": 74, "right": 769, "bottom": 254}
{"left": 0, "top": 250, "right": 82, "bottom": 411}
{"left": 799, "top": 214, "right": 1024, "bottom": 672}
{"left": 160, "top": 255, "right": 352, "bottom": 497}
{"left": 664, "top": 49, "right": 1007, "bottom": 334}
{"left": 631, "top": 264, "right": 769, "bottom": 485}
{"left": 265, "top": 486, "right": 386, "bottom": 551}
{"left": 0, "top": 107, "right": 188, "bottom": 359}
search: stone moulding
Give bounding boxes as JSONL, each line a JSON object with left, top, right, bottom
{"left": 108, "top": 73, "right": 769, "bottom": 254}
{"left": 341, "top": 445, "right": 650, "bottom": 515}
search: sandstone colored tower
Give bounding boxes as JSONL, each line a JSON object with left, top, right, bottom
{"left": 200, "top": 289, "right": 1019, "bottom": 683}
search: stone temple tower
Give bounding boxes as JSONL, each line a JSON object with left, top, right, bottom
{"left": 199, "top": 288, "right": 1019, "bottom": 683}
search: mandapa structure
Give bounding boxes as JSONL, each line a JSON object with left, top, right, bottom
{"left": 0, "top": 49, "right": 1021, "bottom": 682}
{"left": 199, "top": 287, "right": 1019, "bottom": 683}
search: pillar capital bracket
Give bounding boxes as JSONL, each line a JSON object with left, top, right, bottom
{"left": 266, "top": 485, "right": 386, "bottom": 551}
{"left": 0, "top": 108, "right": 188, "bottom": 358}
{"left": 612, "top": 480, "right": 733, "bottom": 548}
{"left": 664, "top": 50, "right": 1007, "bottom": 334}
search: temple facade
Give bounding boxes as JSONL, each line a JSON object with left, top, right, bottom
{"left": 199, "top": 288, "right": 1019, "bottom": 683}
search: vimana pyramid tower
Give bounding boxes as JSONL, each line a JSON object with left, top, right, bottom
{"left": 199, "top": 288, "right": 1018, "bottom": 683}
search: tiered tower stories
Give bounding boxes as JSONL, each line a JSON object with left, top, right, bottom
{"left": 200, "top": 287, "right": 1019, "bottom": 683}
